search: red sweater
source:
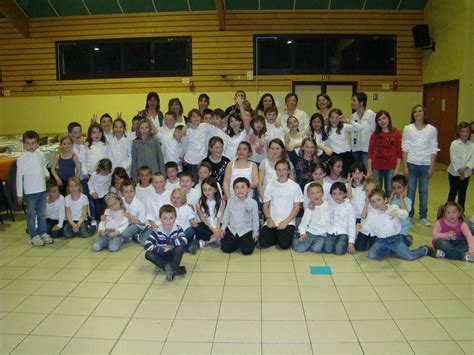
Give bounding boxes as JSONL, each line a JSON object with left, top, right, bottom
{"left": 368, "top": 130, "right": 402, "bottom": 170}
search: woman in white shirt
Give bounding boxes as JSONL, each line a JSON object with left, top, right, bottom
{"left": 402, "top": 105, "right": 439, "bottom": 227}
{"left": 447, "top": 122, "right": 473, "bottom": 211}
{"left": 278, "top": 93, "right": 309, "bottom": 132}
{"left": 260, "top": 159, "right": 303, "bottom": 250}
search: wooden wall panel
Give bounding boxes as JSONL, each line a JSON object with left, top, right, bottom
{"left": 0, "top": 10, "right": 424, "bottom": 96}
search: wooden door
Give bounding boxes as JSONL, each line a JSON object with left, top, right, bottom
{"left": 423, "top": 81, "right": 459, "bottom": 165}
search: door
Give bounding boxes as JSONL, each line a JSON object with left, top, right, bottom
{"left": 293, "top": 81, "right": 357, "bottom": 118}
{"left": 423, "top": 81, "right": 459, "bottom": 165}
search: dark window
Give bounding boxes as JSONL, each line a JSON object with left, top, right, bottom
{"left": 56, "top": 37, "right": 191, "bottom": 80}
{"left": 254, "top": 34, "right": 396, "bottom": 75}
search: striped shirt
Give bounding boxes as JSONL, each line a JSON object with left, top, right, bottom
{"left": 144, "top": 223, "right": 187, "bottom": 254}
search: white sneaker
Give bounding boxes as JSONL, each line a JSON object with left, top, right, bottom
{"left": 464, "top": 253, "right": 474, "bottom": 262}
{"left": 419, "top": 218, "right": 432, "bottom": 227}
{"left": 30, "top": 235, "right": 45, "bottom": 247}
{"left": 435, "top": 249, "right": 446, "bottom": 258}
{"left": 40, "top": 234, "right": 54, "bottom": 244}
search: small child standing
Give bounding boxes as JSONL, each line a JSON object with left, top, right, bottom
{"left": 92, "top": 193, "right": 129, "bottom": 252}
{"left": 195, "top": 177, "right": 226, "bottom": 249}
{"left": 220, "top": 177, "right": 259, "bottom": 255}
{"left": 50, "top": 135, "right": 81, "bottom": 196}
{"left": 144, "top": 205, "right": 188, "bottom": 281}
{"left": 366, "top": 189, "right": 432, "bottom": 260}
{"left": 170, "top": 188, "right": 198, "bottom": 252}
{"left": 88, "top": 158, "right": 113, "bottom": 221}
{"left": 327, "top": 182, "right": 356, "bottom": 255}
{"left": 16, "top": 130, "right": 53, "bottom": 246}
{"left": 165, "top": 162, "right": 181, "bottom": 191}
{"left": 135, "top": 166, "right": 154, "bottom": 207}
{"left": 46, "top": 182, "right": 65, "bottom": 238}
{"left": 432, "top": 202, "right": 474, "bottom": 262}
{"left": 64, "top": 177, "right": 95, "bottom": 238}
{"left": 389, "top": 175, "right": 413, "bottom": 246}
{"left": 293, "top": 182, "right": 331, "bottom": 253}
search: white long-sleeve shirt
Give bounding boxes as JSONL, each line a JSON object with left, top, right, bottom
{"left": 351, "top": 109, "right": 376, "bottom": 152}
{"left": 156, "top": 132, "right": 184, "bottom": 171}
{"left": 328, "top": 200, "right": 356, "bottom": 243}
{"left": 109, "top": 136, "right": 132, "bottom": 176}
{"left": 81, "top": 142, "right": 111, "bottom": 175}
{"left": 326, "top": 122, "right": 362, "bottom": 154}
{"left": 448, "top": 139, "right": 473, "bottom": 178}
{"left": 123, "top": 196, "right": 146, "bottom": 230}
{"left": 362, "top": 204, "right": 408, "bottom": 239}
{"left": 98, "top": 209, "right": 129, "bottom": 234}
{"left": 278, "top": 108, "right": 310, "bottom": 132}
{"left": 298, "top": 201, "right": 331, "bottom": 236}
{"left": 303, "top": 181, "right": 332, "bottom": 208}
{"left": 402, "top": 123, "right": 439, "bottom": 166}
{"left": 183, "top": 123, "right": 223, "bottom": 164}
{"left": 16, "top": 150, "right": 49, "bottom": 197}
{"left": 135, "top": 184, "right": 154, "bottom": 208}
{"left": 46, "top": 195, "right": 65, "bottom": 227}
{"left": 265, "top": 123, "right": 285, "bottom": 142}
{"left": 88, "top": 172, "right": 112, "bottom": 198}
{"left": 146, "top": 189, "right": 171, "bottom": 223}
{"left": 349, "top": 185, "right": 365, "bottom": 219}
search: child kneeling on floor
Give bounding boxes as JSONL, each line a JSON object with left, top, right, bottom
{"left": 92, "top": 192, "right": 129, "bottom": 252}
{"left": 366, "top": 188, "right": 433, "bottom": 260}
{"left": 432, "top": 202, "right": 474, "bottom": 262}
{"left": 220, "top": 177, "right": 259, "bottom": 255}
{"left": 144, "top": 204, "right": 188, "bottom": 281}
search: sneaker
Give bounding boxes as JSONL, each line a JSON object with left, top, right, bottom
{"left": 177, "top": 266, "right": 187, "bottom": 276}
{"left": 40, "top": 234, "right": 54, "bottom": 244}
{"left": 199, "top": 240, "right": 206, "bottom": 248}
{"left": 131, "top": 235, "right": 140, "bottom": 244}
{"left": 420, "top": 218, "right": 432, "bottom": 227}
{"left": 188, "top": 240, "right": 199, "bottom": 255}
{"left": 435, "top": 249, "right": 446, "bottom": 258}
{"left": 464, "top": 252, "right": 474, "bottom": 262}
{"left": 425, "top": 245, "right": 436, "bottom": 257}
{"left": 165, "top": 264, "right": 175, "bottom": 281}
{"left": 30, "top": 235, "right": 45, "bottom": 247}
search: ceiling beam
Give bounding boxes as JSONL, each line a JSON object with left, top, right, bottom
{"left": 0, "top": 0, "right": 29, "bottom": 37}
{"left": 215, "top": 0, "right": 225, "bottom": 31}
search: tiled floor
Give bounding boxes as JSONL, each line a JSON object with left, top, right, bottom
{"left": 0, "top": 167, "right": 473, "bottom": 354}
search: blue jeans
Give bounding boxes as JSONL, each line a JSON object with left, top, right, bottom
{"left": 407, "top": 163, "right": 430, "bottom": 219}
{"left": 434, "top": 239, "right": 468, "bottom": 261}
{"left": 25, "top": 192, "right": 47, "bottom": 238}
{"left": 324, "top": 234, "right": 348, "bottom": 255}
{"left": 81, "top": 178, "right": 95, "bottom": 220}
{"left": 92, "top": 235, "right": 124, "bottom": 252}
{"left": 353, "top": 151, "right": 368, "bottom": 168}
{"left": 373, "top": 169, "right": 394, "bottom": 195}
{"left": 63, "top": 221, "right": 95, "bottom": 238}
{"left": 368, "top": 235, "right": 427, "bottom": 260}
{"left": 292, "top": 232, "right": 326, "bottom": 253}
{"left": 121, "top": 224, "right": 141, "bottom": 241}
{"left": 183, "top": 227, "right": 196, "bottom": 252}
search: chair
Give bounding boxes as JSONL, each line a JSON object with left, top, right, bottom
{"left": 0, "top": 178, "right": 15, "bottom": 223}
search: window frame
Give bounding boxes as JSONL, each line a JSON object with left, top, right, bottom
{"left": 253, "top": 34, "right": 397, "bottom": 76}
{"left": 56, "top": 36, "right": 192, "bottom": 80}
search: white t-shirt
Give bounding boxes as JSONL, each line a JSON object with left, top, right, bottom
{"left": 186, "top": 188, "right": 200, "bottom": 208}
{"left": 135, "top": 184, "right": 154, "bottom": 207}
{"left": 175, "top": 205, "right": 196, "bottom": 231}
{"left": 65, "top": 193, "right": 89, "bottom": 221}
{"left": 46, "top": 195, "right": 65, "bottom": 227}
{"left": 166, "top": 180, "right": 181, "bottom": 192}
{"left": 263, "top": 179, "right": 303, "bottom": 226}
{"left": 146, "top": 189, "right": 172, "bottom": 222}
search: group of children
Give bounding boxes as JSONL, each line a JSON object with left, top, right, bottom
{"left": 15, "top": 90, "right": 473, "bottom": 281}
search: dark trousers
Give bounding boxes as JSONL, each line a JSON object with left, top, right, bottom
{"left": 195, "top": 222, "right": 214, "bottom": 241}
{"left": 355, "top": 232, "right": 377, "bottom": 251}
{"left": 221, "top": 229, "right": 255, "bottom": 255}
{"left": 145, "top": 246, "right": 184, "bottom": 271}
{"left": 259, "top": 225, "right": 295, "bottom": 250}
{"left": 448, "top": 174, "right": 470, "bottom": 211}
{"left": 46, "top": 218, "right": 63, "bottom": 238}
{"left": 334, "top": 151, "right": 356, "bottom": 178}
{"left": 92, "top": 197, "right": 105, "bottom": 220}
{"left": 434, "top": 239, "right": 468, "bottom": 261}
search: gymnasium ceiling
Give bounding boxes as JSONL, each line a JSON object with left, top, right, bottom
{"left": 1, "top": 0, "right": 428, "bottom": 18}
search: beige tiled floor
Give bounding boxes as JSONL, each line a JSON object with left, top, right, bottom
{"left": 0, "top": 167, "right": 473, "bottom": 354}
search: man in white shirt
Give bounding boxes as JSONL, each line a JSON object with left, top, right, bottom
{"left": 277, "top": 93, "right": 310, "bottom": 132}
{"left": 350, "top": 92, "right": 376, "bottom": 167}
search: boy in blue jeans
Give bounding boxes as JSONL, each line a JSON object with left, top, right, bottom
{"left": 16, "top": 130, "right": 53, "bottom": 246}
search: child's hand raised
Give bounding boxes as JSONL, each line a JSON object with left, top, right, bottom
{"left": 90, "top": 114, "right": 97, "bottom": 125}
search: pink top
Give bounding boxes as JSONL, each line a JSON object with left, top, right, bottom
{"left": 432, "top": 218, "right": 471, "bottom": 246}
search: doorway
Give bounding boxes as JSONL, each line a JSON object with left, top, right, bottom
{"left": 423, "top": 80, "right": 459, "bottom": 165}
{"left": 293, "top": 81, "right": 358, "bottom": 118}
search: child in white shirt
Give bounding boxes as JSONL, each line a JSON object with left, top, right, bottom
{"left": 293, "top": 182, "right": 331, "bottom": 253}
{"left": 64, "top": 177, "right": 95, "bottom": 238}
{"left": 346, "top": 162, "right": 366, "bottom": 222}
{"left": 303, "top": 163, "right": 332, "bottom": 208}
{"left": 326, "top": 182, "right": 356, "bottom": 255}
{"left": 88, "top": 158, "right": 112, "bottom": 220}
{"left": 366, "top": 189, "right": 431, "bottom": 260}
{"left": 354, "top": 176, "right": 380, "bottom": 252}
{"left": 16, "top": 130, "right": 52, "bottom": 246}
{"left": 165, "top": 162, "right": 181, "bottom": 191}
{"left": 146, "top": 173, "right": 172, "bottom": 231}
{"left": 92, "top": 192, "right": 129, "bottom": 252}
{"left": 46, "top": 182, "right": 65, "bottom": 238}
{"left": 157, "top": 124, "right": 185, "bottom": 172}
{"left": 135, "top": 166, "right": 154, "bottom": 207}
{"left": 179, "top": 172, "right": 200, "bottom": 209}
{"left": 121, "top": 181, "right": 147, "bottom": 244}
{"left": 170, "top": 188, "right": 198, "bottom": 253}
